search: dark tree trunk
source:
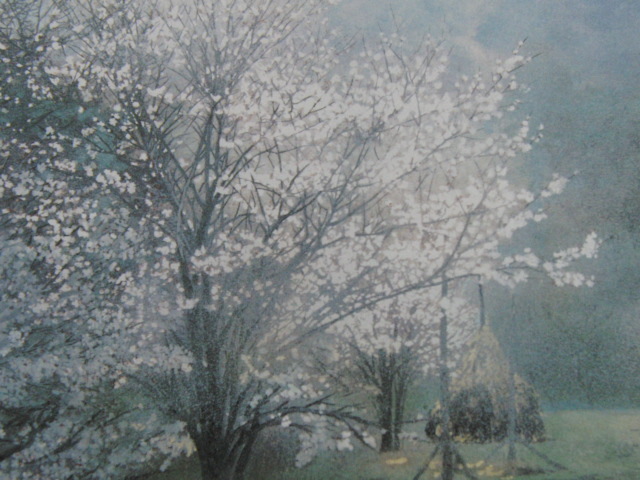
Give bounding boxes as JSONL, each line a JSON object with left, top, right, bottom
{"left": 379, "top": 382, "right": 399, "bottom": 452}
{"left": 180, "top": 295, "right": 259, "bottom": 480}
{"left": 198, "top": 453, "right": 235, "bottom": 480}
{"left": 393, "top": 371, "right": 407, "bottom": 446}
{"left": 379, "top": 352, "right": 398, "bottom": 452}
{"left": 377, "top": 350, "right": 410, "bottom": 452}
{"left": 192, "top": 429, "right": 257, "bottom": 480}
{"left": 380, "top": 426, "right": 400, "bottom": 452}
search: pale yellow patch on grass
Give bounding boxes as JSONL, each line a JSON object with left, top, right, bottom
{"left": 384, "top": 456, "right": 408, "bottom": 466}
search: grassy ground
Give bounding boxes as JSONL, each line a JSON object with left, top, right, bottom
{"left": 151, "top": 409, "right": 640, "bottom": 480}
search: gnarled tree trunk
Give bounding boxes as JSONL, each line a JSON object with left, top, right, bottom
{"left": 375, "top": 349, "right": 412, "bottom": 452}
{"left": 191, "top": 427, "right": 258, "bottom": 480}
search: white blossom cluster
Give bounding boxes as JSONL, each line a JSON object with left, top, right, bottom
{"left": 0, "top": 0, "right": 600, "bottom": 478}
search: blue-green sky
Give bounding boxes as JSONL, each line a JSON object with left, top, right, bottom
{"left": 333, "top": 0, "right": 640, "bottom": 89}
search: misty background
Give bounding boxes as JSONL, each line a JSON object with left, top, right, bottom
{"left": 330, "top": 0, "right": 640, "bottom": 407}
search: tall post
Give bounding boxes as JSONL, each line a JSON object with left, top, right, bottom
{"left": 506, "top": 366, "right": 518, "bottom": 470}
{"left": 439, "top": 278, "right": 454, "bottom": 480}
{"left": 478, "top": 282, "right": 486, "bottom": 329}
{"left": 506, "top": 295, "right": 518, "bottom": 471}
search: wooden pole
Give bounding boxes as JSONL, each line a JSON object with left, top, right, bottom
{"left": 439, "top": 278, "right": 454, "bottom": 480}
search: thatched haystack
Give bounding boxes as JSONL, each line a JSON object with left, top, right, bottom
{"left": 425, "top": 327, "right": 544, "bottom": 443}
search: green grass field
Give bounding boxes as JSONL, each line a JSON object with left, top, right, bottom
{"left": 151, "top": 409, "right": 640, "bottom": 480}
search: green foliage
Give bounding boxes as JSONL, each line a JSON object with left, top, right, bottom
{"left": 492, "top": 287, "right": 640, "bottom": 407}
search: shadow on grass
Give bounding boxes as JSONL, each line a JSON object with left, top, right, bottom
{"left": 144, "top": 409, "right": 640, "bottom": 480}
